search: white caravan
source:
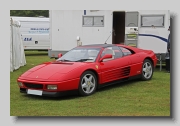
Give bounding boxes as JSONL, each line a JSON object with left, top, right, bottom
{"left": 11, "top": 16, "right": 50, "bottom": 50}
{"left": 48, "top": 10, "right": 170, "bottom": 61}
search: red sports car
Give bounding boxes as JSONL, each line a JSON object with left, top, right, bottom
{"left": 17, "top": 44, "right": 157, "bottom": 97}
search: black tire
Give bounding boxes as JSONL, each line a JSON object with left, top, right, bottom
{"left": 78, "top": 71, "right": 97, "bottom": 96}
{"left": 141, "top": 59, "right": 154, "bottom": 81}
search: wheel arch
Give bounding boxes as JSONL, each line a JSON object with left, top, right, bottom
{"left": 82, "top": 69, "right": 99, "bottom": 85}
{"left": 144, "top": 57, "right": 154, "bottom": 67}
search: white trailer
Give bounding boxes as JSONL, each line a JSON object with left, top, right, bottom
{"left": 11, "top": 16, "right": 50, "bottom": 50}
{"left": 48, "top": 10, "right": 170, "bottom": 61}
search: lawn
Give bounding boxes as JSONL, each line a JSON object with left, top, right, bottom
{"left": 10, "top": 51, "right": 170, "bottom": 116}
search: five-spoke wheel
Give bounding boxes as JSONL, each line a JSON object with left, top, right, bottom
{"left": 141, "top": 59, "right": 153, "bottom": 80}
{"left": 78, "top": 71, "right": 97, "bottom": 96}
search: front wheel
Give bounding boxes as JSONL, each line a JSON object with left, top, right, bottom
{"left": 78, "top": 71, "right": 97, "bottom": 96}
{"left": 141, "top": 59, "right": 154, "bottom": 81}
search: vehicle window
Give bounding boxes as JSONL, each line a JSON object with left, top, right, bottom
{"left": 57, "top": 48, "right": 100, "bottom": 62}
{"left": 83, "top": 16, "right": 104, "bottom": 27}
{"left": 100, "top": 46, "right": 123, "bottom": 61}
{"left": 141, "top": 15, "right": 164, "bottom": 27}
{"left": 119, "top": 47, "right": 132, "bottom": 56}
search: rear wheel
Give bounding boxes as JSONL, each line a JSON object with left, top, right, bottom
{"left": 78, "top": 71, "right": 97, "bottom": 96}
{"left": 141, "top": 59, "right": 153, "bottom": 81}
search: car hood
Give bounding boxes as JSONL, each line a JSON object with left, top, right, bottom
{"left": 19, "top": 61, "right": 87, "bottom": 80}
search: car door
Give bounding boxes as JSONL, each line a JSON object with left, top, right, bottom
{"left": 99, "top": 46, "right": 131, "bottom": 84}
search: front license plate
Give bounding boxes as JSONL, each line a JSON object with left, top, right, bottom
{"left": 27, "top": 89, "right": 42, "bottom": 96}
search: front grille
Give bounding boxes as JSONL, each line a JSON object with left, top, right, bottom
{"left": 24, "top": 83, "right": 43, "bottom": 89}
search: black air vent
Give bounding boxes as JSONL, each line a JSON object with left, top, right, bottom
{"left": 24, "top": 83, "right": 43, "bottom": 89}
{"left": 121, "top": 66, "right": 130, "bottom": 76}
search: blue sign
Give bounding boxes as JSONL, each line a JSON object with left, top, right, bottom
{"left": 24, "top": 37, "right": 32, "bottom": 41}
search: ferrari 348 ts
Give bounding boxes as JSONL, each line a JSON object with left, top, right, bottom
{"left": 17, "top": 44, "right": 157, "bottom": 97}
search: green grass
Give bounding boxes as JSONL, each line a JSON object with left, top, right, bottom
{"left": 10, "top": 52, "right": 170, "bottom": 116}
{"left": 25, "top": 50, "right": 48, "bottom": 56}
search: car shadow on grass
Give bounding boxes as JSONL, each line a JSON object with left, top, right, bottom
{"left": 22, "top": 92, "right": 80, "bottom": 101}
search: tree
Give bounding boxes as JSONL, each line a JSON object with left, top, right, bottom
{"left": 10, "top": 10, "right": 49, "bottom": 17}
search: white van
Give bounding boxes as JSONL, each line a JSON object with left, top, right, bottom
{"left": 11, "top": 16, "right": 50, "bottom": 50}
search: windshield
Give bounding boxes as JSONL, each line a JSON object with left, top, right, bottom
{"left": 56, "top": 48, "right": 101, "bottom": 62}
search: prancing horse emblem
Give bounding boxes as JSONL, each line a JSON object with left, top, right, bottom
{"left": 95, "top": 65, "right": 98, "bottom": 69}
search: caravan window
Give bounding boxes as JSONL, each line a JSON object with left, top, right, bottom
{"left": 83, "top": 16, "right": 104, "bottom": 27}
{"left": 83, "top": 16, "right": 93, "bottom": 26}
{"left": 141, "top": 15, "right": 164, "bottom": 27}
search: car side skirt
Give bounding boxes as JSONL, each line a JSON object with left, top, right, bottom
{"left": 97, "top": 74, "right": 142, "bottom": 89}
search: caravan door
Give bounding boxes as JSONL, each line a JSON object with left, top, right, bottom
{"left": 125, "top": 11, "right": 139, "bottom": 47}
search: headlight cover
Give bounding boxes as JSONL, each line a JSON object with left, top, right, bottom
{"left": 47, "top": 85, "right": 57, "bottom": 90}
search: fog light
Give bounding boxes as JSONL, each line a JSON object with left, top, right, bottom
{"left": 47, "top": 85, "right": 57, "bottom": 90}
{"left": 17, "top": 82, "right": 23, "bottom": 87}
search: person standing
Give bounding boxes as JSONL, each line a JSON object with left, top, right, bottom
{"left": 165, "top": 26, "right": 170, "bottom": 73}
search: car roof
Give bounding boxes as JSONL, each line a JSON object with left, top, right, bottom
{"left": 77, "top": 44, "right": 117, "bottom": 48}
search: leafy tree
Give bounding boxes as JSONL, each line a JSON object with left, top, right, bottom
{"left": 10, "top": 10, "right": 49, "bottom": 17}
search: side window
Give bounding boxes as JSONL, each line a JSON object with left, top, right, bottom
{"left": 141, "top": 15, "right": 164, "bottom": 27}
{"left": 119, "top": 47, "right": 132, "bottom": 56}
{"left": 83, "top": 16, "right": 104, "bottom": 27}
{"left": 101, "top": 46, "right": 123, "bottom": 61}
{"left": 113, "top": 46, "right": 123, "bottom": 58}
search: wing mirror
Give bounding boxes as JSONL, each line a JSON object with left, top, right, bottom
{"left": 58, "top": 53, "right": 63, "bottom": 58}
{"left": 99, "top": 54, "right": 112, "bottom": 62}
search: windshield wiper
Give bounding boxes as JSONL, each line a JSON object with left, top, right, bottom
{"left": 75, "top": 58, "right": 94, "bottom": 62}
{"left": 57, "top": 59, "right": 72, "bottom": 62}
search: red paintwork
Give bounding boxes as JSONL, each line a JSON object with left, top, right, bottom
{"left": 17, "top": 44, "right": 157, "bottom": 93}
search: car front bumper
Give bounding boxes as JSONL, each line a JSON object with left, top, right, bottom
{"left": 20, "top": 88, "right": 78, "bottom": 97}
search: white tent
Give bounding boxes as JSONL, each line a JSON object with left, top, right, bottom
{"left": 10, "top": 18, "right": 26, "bottom": 72}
